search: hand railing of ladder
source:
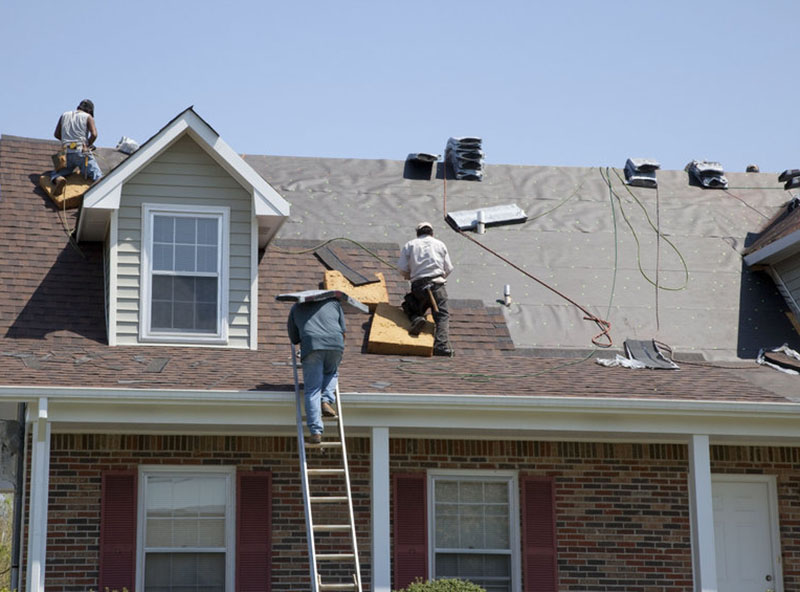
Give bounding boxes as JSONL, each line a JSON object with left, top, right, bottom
{"left": 292, "top": 343, "right": 363, "bottom": 592}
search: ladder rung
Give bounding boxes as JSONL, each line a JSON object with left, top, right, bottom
{"left": 319, "top": 583, "right": 358, "bottom": 591}
{"left": 314, "top": 524, "right": 351, "bottom": 532}
{"left": 317, "top": 553, "right": 356, "bottom": 561}
{"left": 307, "top": 468, "right": 346, "bottom": 475}
{"left": 310, "top": 495, "right": 348, "bottom": 503}
{"left": 305, "top": 440, "right": 343, "bottom": 449}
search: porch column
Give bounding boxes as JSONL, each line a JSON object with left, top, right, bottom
{"left": 26, "top": 398, "right": 51, "bottom": 592}
{"left": 688, "top": 434, "right": 717, "bottom": 592}
{"left": 371, "top": 427, "right": 391, "bottom": 592}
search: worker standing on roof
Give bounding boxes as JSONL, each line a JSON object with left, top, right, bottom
{"left": 50, "top": 99, "right": 102, "bottom": 195}
{"left": 287, "top": 298, "right": 346, "bottom": 444}
{"left": 398, "top": 222, "right": 455, "bottom": 357}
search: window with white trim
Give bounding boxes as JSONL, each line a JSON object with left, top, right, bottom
{"left": 141, "top": 204, "right": 229, "bottom": 343}
{"left": 430, "top": 472, "right": 519, "bottom": 592}
{"left": 138, "top": 467, "right": 235, "bottom": 592}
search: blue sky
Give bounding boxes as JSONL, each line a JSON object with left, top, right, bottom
{"left": 1, "top": 0, "right": 797, "bottom": 173}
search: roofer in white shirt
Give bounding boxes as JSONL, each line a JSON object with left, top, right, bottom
{"left": 397, "top": 221, "right": 455, "bottom": 356}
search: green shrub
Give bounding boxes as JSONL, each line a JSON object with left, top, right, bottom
{"left": 394, "top": 578, "right": 487, "bottom": 592}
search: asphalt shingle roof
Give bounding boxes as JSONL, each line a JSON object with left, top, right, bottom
{"left": 0, "top": 134, "right": 797, "bottom": 404}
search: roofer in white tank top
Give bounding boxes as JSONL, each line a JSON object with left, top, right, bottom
{"left": 50, "top": 99, "right": 103, "bottom": 195}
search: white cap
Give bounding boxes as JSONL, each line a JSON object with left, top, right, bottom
{"left": 416, "top": 221, "right": 433, "bottom": 232}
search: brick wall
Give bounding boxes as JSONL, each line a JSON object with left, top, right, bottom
{"left": 41, "top": 434, "right": 372, "bottom": 592}
{"left": 28, "top": 436, "right": 800, "bottom": 592}
{"left": 390, "top": 440, "right": 800, "bottom": 592}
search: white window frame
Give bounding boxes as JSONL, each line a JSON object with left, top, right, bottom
{"left": 136, "top": 465, "right": 236, "bottom": 592}
{"left": 428, "top": 470, "right": 521, "bottom": 592}
{"left": 140, "top": 203, "right": 230, "bottom": 344}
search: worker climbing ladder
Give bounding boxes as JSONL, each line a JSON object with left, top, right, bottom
{"left": 292, "top": 342, "right": 363, "bottom": 592}
{"left": 277, "top": 289, "right": 370, "bottom": 592}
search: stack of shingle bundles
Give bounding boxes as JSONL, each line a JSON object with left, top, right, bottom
{"left": 445, "top": 137, "right": 485, "bottom": 181}
{"left": 686, "top": 160, "right": 728, "bottom": 189}
{"left": 779, "top": 169, "right": 800, "bottom": 191}
{"left": 624, "top": 158, "right": 661, "bottom": 188}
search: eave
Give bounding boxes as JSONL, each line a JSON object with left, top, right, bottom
{"left": 3, "top": 386, "right": 800, "bottom": 447}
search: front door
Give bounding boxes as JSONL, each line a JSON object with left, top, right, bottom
{"left": 712, "top": 475, "right": 782, "bottom": 592}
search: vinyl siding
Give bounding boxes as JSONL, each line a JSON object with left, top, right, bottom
{"left": 113, "top": 134, "right": 253, "bottom": 348}
{"left": 773, "top": 254, "right": 800, "bottom": 318}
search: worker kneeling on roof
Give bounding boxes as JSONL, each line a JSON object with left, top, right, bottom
{"left": 287, "top": 298, "right": 346, "bottom": 445}
{"left": 398, "top": 222, "right": 455, "bottom": 357}
{"left": 50, "top": 99, "right": 102, "bottom": 196}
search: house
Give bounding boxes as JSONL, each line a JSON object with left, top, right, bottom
{"left": 1, "top": 108, "right": 800, "bottom": 592}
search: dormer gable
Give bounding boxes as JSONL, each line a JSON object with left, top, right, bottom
{"left": 77, "top": 107, "right": 290, "bottom": 247}
{"left": 79, "top": 108, "right": 290, "bottom": 349}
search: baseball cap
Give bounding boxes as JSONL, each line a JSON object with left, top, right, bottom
{"left": 416, "top": 221, "right": 433, "bottom": 232}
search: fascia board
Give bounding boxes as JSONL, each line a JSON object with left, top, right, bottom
{"left": 744, "top": 228, "right": 800, "bottom": 266}
{"left": 181, "top": 111, "right": 290, "bottom": 217}
{"left": 4, "top": 386, "right": 800, "bottom": 443}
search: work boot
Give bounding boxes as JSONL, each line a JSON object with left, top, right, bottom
{"left": 52, "top": 176, "right": 67, "bottom": 196}
{"left": 321, "top": 402, "right": 337, "bottom": 417}
{"left": 409, "top": 317, "right": 426, "bottom": 336}
{"left": 308, "top": 433, "right": 322, "bottom": 445}
{"left": 433, "top": 348, "right": 454, "bottom": 357}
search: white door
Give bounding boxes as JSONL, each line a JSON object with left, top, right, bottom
{"left": 712, "top": 476, "right": 782, "bottom": 592}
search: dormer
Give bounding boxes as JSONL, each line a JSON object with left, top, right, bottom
{"left": 76, "top": 108, "right": 290, "bottom": 349}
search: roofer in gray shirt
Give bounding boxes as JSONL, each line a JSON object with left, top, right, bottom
{"left": 398, "top": 221, "right": 455, "bottom": 357}
{"left": 287, "top": 298, "right": 346, "bottom": 444}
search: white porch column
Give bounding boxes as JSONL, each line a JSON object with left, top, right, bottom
{"left": 26, "top": 398, "right": 51, "bottom": 592}
{"left": 688, "top": 434, "right": 717, "bottom": 592}
{"left": 371, "top": 427, "right": 391, "bottom": 592}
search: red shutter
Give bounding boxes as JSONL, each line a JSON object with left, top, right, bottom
{"left": 237, "top": 471, "right": 272, "bottom": 592}
{"left": 393, "top": 473, "right": 427, "bottom": 590}
{"left": 521, "top": 476, "right": 557, "bottom": 592}
{"left": 100, "top": 471, "right": 137, "bottom": 592}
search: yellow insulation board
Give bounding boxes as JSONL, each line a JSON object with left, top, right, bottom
{"left": 367, "top": 302, "right": 434, "bottom": 356}
{"left": 324, "top": 270, "right": 389, "bottom": 311}
{"left": 38, "top": 174, "right": 90, "bottom": 210}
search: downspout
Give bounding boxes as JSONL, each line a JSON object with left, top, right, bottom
{"left": 11, "top": 403, "right": 25, "bottom": 592}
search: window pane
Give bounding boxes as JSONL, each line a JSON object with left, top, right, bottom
{"left": 436, "top": 481, "right": 458, "bottom": 503}
{"left": 460, "top": 482, "right": 483, "bottom": 503}
{"left": 196, "top": 245, "right": 217, "bottom": 273}
{"left": 485, "top": 515, "right": 510, "bottom": 548}
{"left": 485, "top": 482, "right": 508, "bottom": 503}
{"left": 436, "top": 515, "right": 459, "bottom": 548}
{"left": 152, "top": 276, "right": 173, "bottom": 301}
{"left": 435, "top": 553, "right": 510, "bottom": 592}
{"left": 197, "top": 218, "right": 218, "bottom": 245}
{"left": 145, "top": 552, "right": 225, "bottom": 592}
{"left": 175, "top": 217, "right": 196, "bottom": 244}
{"left": 174, "top": 277, "right": 195, "bottom": 303}
{"left": 153, "top": 243, "right": 174, "bottom": 271}
{"left": 196, "top": 278, "right": 218, "bottom": 303}
{"left": 153, "top": 216, "right": 174, "bottom": 243}
{"left": 196, "top": 304, "right": 217, "bottom": 332}
{"left": 152, "top": 301, "right": 172, "bottom": 330}
{"left": 175, "top": 245, "right": 196, "bottom": 272}
{"left": 173, "top": 302, "right": 194, "bottom": 330}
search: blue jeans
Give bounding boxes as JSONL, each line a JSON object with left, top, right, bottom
{"left": 301, "top": 349, "right": 342, "bottom": 435}
{"left": 50, "top": 151, "right": 103, "bottom": 182}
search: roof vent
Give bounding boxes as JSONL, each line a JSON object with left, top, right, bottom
{"left": 445, "top": 137, "right": 484, "bottom": 181}
{"left": 779, "top": 169, "right": 800, "bottom": 190}
{"left": 406, "top": 152, "right": 440, "bottom": 163}
{"left": 686, "top": 160, "right": 728, "bottom": 189}
{"left": 624, "top": 158, "right": 660, "bottom": 188}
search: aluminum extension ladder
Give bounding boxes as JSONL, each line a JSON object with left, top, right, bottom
{"left": 291, "top": 343, "right": 363, "bottom": 592}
